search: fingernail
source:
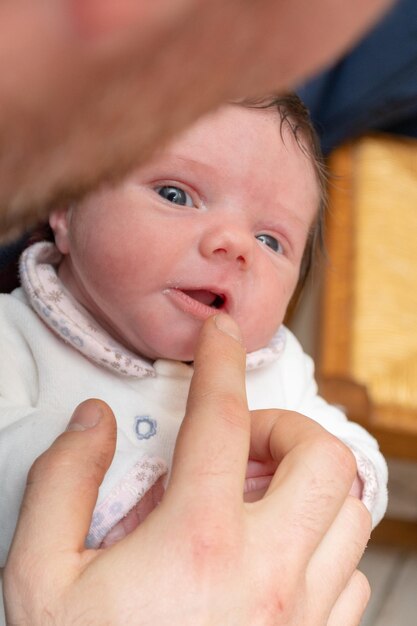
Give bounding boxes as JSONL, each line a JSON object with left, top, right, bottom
{"left": 66, "top": 400, "right": 103, "bottom": 432}
{"left": 214, "top": 314, "right": 242, "bottom": 343}
{"left": 101, "top": 521, "right": 127, "bottom": 548}
{"left": 243, "top": 475, "right": 272, "bottom": 494}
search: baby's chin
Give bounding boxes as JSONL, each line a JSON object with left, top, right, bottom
{"left": 126, "top": 310, "right": 282, "bottom": 362}
{"left": 140, "top": 329, "right": 277, "bottom": 364}
{"left": 137, "top": 336, "right": 198, "bottom": 364}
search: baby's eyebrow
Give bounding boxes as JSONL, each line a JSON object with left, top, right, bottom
{"left": 132, "top": 152, "right": 221, "bottom": 186}
{"left": 267, "top": 201, "right": 314, "bottom": 230}
{"left": 261, "top": 204, "right": 317, "bottom": 253}
{"left": 158, "top": 153, "right": 218, "bottom": 175}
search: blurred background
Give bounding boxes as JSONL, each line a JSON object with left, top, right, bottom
{"left": 292, "top": 1, "right": 417, "bottom": 622}
{"left": 0, "top": 1, "right": 416, "bottom": 624}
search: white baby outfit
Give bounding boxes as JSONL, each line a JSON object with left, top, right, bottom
{"left": 0, "top": 242, "right": 388, "bottom": 565}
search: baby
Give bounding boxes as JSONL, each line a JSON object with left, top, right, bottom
{"left": 0, "top": 96, "right": 387, "bottom": 557}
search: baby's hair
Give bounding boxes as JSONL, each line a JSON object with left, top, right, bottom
{"left": 239, "top": 93, "right": 327, "bottom": 311}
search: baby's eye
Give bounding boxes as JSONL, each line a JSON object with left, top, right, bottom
{"left": 256, "top": 233, "right": 283, "bottom": 254}
{"left": 155, "top": 185, "right": 194, "bottom": 207}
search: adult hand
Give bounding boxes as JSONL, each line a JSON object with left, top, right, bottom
{"left": 0, "top": 0, "right": 393, "bottom": 239}
{"left": 4, "top": 314, "right": 371, "bottom": 625}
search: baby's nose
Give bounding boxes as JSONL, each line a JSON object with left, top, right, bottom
{"left": 200, "top": 226, "right": 254, "bottom": 268}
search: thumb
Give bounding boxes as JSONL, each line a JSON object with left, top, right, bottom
{"left": 8, "top": 399, "right": 117, "bottom": 558}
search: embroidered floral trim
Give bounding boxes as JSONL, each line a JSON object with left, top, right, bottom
{"left": 350, "top": 447, "right": 379, "bottom": 514}
{"left": 20, "top": 242, "right": 155, "bottom": 378}
{"left": 86, "top": 457, "right": 167, "bottom": 548}
{"left": 246, "top": 327, "right": 286, "bottom": 370}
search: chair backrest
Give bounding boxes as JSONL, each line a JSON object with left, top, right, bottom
{"left": 318, "top": 133, "right": 417, "bottom": 459}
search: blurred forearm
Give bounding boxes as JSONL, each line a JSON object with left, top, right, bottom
{"left": 0, "top": 0, "right": 393, "bottom": 239}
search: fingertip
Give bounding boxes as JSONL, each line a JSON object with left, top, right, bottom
{"left": 190, "top": 316, "right": 246, "bottom": 382}
{"left": 66, "top": 398, "right": 107, "bottom": 431}
{"left": 62, "top": 398, "right": 118, "bottom": 474}
{"left": 28, "top": 399, "right": 117, "bottom": 487}
{"left": 213, "top": 313, "right": 243, "bottom": 344}
{"left": 191, "top": 315, "right": 247, "bottom": 385}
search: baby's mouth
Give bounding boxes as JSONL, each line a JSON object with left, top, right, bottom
{"left": 164, "top": 287, "right": 229, "bottom": 320}
{"left": 181, "top": 289, "right": 226, "bottom": 310}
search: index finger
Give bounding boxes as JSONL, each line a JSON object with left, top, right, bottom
{"left": 168, "top": 314, "right": 250, "bottom": 504}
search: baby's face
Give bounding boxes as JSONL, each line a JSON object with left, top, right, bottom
{"left": 51, "top": 105, "right": 319, "bottom": 360}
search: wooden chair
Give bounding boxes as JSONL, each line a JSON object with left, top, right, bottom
{"left": 317, "top": 133, "right": 417, "bottom": 548}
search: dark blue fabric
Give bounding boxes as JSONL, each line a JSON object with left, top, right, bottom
{"left": 0, "top": 232, "right": 30, "bottom": 266}
{"left": 0, "top": 231, "right": 30, "bottom": 292}
{"left": 298, "top": 0, "right": 417, "bottom": 155}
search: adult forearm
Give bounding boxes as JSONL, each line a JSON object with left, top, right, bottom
{"left": 0, "top": 0, "right": 393, "bottom": 240}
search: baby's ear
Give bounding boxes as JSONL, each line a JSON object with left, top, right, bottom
{"left": 49, "top": 208, "right": 70, "bottom": 255}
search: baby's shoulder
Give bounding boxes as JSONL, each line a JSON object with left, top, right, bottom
{"left": 279, "top": 325, "right": 310, "bottom": 361}
{"left": 0, "top": 288, "right": 41, "bottom": 338}
{"left": 0, "top": 287, "right": 29, "bottom": 308}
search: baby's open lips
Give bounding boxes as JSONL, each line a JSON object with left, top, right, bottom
{"left": 181, "top": 289, "right": 226, "bottom": 310}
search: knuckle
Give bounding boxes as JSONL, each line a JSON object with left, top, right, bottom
{"left": 314, "top": 433, "right": 357, "bottom": 482}
{"left": 220, "top": 403, "right": 249, "bottom": 431}
{"left": 27, "top": 448, "right": 60, "bottom": 484}
{"left": 27, "top": 443, "right": 109, "bottom": 489}
{"left": 200, "top": 387, "right": 249, "bottom": 430}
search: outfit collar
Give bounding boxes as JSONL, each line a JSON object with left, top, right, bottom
{"left": 20, "top": 242, "right": 285, "bottom": 378}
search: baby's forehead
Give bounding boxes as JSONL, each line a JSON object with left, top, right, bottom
{"left": 168, "top": 103, "right": 282, "bottom": 143}
{"left": 134, "top": 101, "right": 321, "bottom": 213}
{"left": 147, "top": 104, "right": 305, "bottom": 174}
